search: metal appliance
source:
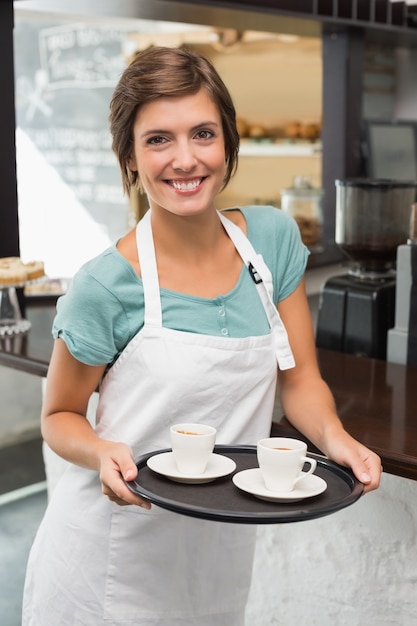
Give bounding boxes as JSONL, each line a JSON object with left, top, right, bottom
{"left": 316, "top": 179, "right": 417, "bottom": 359}
{"left": 387, "top": 204, "right": 417, "bottom": 365}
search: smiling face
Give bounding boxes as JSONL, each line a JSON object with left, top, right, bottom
{"left": 128, "top": 89, "right": 227, "bottom": 218}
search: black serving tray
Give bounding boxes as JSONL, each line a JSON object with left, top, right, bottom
{"left": 126, "top": 445, "right": 363, "bottom": 524}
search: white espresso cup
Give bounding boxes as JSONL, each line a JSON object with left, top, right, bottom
{"left": 257, "top": 437, "right": 317, "bottom": 492}
{"left": 170, "top": 423, "right": 216, "bottom": 475}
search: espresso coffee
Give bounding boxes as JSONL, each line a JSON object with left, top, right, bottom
{"left": 176, "top": 430, "right": 201, "bottom": 435}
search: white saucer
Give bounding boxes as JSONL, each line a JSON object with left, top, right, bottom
{"left": 147, "top": 452, "right": 237, "bottom": 484}
{"left": 232, "top": 468, "right": 327, "bottom": 502}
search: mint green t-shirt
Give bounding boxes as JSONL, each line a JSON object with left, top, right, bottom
{"left": 53, "top": 206, "right": 309, "bottom": 366}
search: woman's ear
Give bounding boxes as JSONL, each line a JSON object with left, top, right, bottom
{"left": 128, "top": 154, "right": 138, "bottom": 172}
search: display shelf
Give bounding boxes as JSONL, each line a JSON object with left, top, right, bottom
{"left": 0, "top": 278, "right": 46, "bottom": 338}
{"left": 239, "top": 142, "right": 322, "bottom": 157}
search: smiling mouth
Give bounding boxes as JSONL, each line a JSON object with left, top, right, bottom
{"left": 167, "top": 177, "right": 204, "bottom": 191}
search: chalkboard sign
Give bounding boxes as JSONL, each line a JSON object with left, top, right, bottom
{"left": 14, "top": 18, "right": 139, "bottom": 275}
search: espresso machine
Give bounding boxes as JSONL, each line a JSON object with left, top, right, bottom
{"left": 316, "top": 179, "right": 417, "bottom": 360}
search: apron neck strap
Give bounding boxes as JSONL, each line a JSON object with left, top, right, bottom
{"left": 218, "top": 211, "right": 295, "bottom": 370}
{"left": 136, "top": 209, "right": 295, "bottom": 369}
{"left": 136, "top": 210, "right": 162, "bottom": 327}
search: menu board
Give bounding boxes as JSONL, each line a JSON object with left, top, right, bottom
{"left": 14, "top": 18, "right": 137, "bottom": 248}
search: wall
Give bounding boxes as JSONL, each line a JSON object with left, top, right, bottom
{"left": 246, "top": 472, "right": 417, "bottom": 625}
{"left": 0, "top": 368, "right": 42, "bottom": 447}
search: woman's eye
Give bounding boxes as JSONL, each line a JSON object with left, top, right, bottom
{"left": 195, "top": 129, "right": 214, "bottom": 140}
{"left": 148, "top": 136, "right": 167, "bottom": 145}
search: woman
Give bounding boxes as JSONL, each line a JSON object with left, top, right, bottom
{"left": 23, "top": 46, "right": 381, "bottom": 625}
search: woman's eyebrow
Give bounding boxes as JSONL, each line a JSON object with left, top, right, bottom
{"left": 139, "top": 121, "right": 220, "bottom": 139}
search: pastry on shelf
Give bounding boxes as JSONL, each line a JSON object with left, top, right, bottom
{"left": 25, "top": 260, "right": 45, "bottom": 281}
{"left": 0, "top": 256, "right": 45, "bottom": 286}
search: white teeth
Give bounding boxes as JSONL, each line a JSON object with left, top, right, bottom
{"left": 171, "top": 179, "right": 201, "bottom": 191}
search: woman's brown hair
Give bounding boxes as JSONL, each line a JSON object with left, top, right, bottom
{"left": 109, "top": 46, "right": 239, "bottom": 195}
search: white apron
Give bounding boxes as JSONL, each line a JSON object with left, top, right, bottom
{"left": 23, "top": 211, "right": 294, "bottom": 626}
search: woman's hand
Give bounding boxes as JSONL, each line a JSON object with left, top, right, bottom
{"left": 42, "top": 341, "right": 151, "bottom": 508}
{"left": 97, "top": 441, "right": 152, "bottom": 509}
{"left": 322, "top": 430, "right": 382, "bottom": 493}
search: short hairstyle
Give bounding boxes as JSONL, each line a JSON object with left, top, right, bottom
{"left": 109, "top": 46, "right": 239, "bottom": 195}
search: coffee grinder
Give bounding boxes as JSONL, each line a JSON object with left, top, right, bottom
{"left": 316, "top": 179, "right": 417, "bottom": 359}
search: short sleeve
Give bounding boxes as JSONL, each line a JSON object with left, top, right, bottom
{"left": 52, "top": 247, "right": 141, "bottom": 366}
{"left": 240, "top": 205, "right": 310, "bottom": 303}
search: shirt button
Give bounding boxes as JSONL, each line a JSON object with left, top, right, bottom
{"left": 221, "top": 328, "right": 229, "bottom": 336}
{"left": 218, "top": 307, "right": 225, "bottom": 316}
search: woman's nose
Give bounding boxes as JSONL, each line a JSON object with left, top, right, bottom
{"left": 171, "top": 140, "right": 198, "bottom": 171}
